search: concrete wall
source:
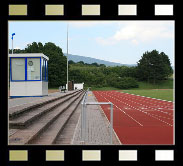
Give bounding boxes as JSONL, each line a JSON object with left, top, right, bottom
{"left": 74, "top": 83, "right": 84, "bottom": 90}
{"left": 42, "top": 81, "right": 48, "bottom": 96}
{"left": 10, "top": 81, "right": 43, "bottom": 97}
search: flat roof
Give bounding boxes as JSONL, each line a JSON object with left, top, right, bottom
{"left": 9, "top": 53, "right": 49, "bottom": 60}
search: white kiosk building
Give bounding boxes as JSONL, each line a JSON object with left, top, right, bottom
{"left": 9, "top": 53, "right": 49, "bottom": 98}
{"left": 74, "top": 83, "right": 84, "bottom": 90}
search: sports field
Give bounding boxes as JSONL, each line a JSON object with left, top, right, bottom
{"left": 122, "top": 89, "right": 173, "bottom": 101}
{"left": 93, "top": 90, "right": 174, "bottom": 145}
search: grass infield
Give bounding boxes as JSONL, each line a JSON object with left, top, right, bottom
{"left": 121, "top": 89, "right": 174, "bottom": 102}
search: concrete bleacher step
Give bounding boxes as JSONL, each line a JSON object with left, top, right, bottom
{"left": 54, "top": 103, "right": 82, "bottom": 145}
{"left": 9, "top": 90, "right": 82, "bottom": 129}
{"left": 9, "top": 91, "right": 85, "bottom": 145}
{"left": 9, "top": 90, "right": 82, "bottom": 120}
{"left": 29, "top": 93, "right": 85, "bottom": 145}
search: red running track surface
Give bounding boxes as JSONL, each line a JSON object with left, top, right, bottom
{"left": 93, "top": 90, "right": 174, "bottom": 145}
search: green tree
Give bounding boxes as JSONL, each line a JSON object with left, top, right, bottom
{"left": 68, "top": 60, "right": 75, "bottom": 64}
{"left": 77, "top": 61, "right": 85, "bottom": 65}
{"left": 91, "top": 62, "right": 99, "bottom": 67}
{"left": 43, "top": 42, "right": 67, "bottom": 87}
{"left": 25, "top": 42, "right": 40, "bottom": 53}
{"left": 137, "top": 50, "right": 172, "bottom": 84}
{"left": 159, "top": 52, "right": 173, "bottom": 79}
{"left": 99, "top": 64, "right": 106, "bottom": 67}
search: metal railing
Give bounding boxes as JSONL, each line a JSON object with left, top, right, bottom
{"left": 81, "top": 89, "right": 113, "bottom": 144}
{"left": 81, "top": 89, "right": 89, "bottom": 142}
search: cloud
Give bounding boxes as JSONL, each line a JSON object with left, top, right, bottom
{"left": 96, "top": 37, "right": 116, "bottom": 46}
{"left": 96, "top": 21, "right": 174, "bottom": 46}
{"left": 131, "top": 39, "right": 139, "bottom": 45}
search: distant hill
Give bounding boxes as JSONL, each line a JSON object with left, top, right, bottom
{"left": 64, "top": 53, "right": 136, "bottom": 67}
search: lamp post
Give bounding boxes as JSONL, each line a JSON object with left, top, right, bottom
{"left": 10, "top": 33, "right": 15, "bottom": 95}
{"left": 11, "top": 33, "right": 15, "bottom": 54}
{"left": 67, "top": 24, "right": 69, "bottom": 91}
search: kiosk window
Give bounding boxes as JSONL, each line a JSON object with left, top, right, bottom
{"left": 46, "top": 60, "right": 48, "bottom": 80}
{"left": 11, "top": 58, "right": 25, "bottom": 80}
{"left": 27, "top": 58, "right": 41, "bottom": 80}
{"left": 42, "top": 58, "right": 45, "bottom": 80}
{"left": 42, "top": 58, "right": 47, "bottom": 81}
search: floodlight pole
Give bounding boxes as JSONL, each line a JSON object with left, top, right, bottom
{"left": 10, "top": 33, "right": 15, "bottom": 97}
{"left": 12, "top": 38, "right": 13, "bottom": 54}
{"left": 67, "top": 24, "right": 69, "bottom": 91}
{"left": 11, "top": 33, "right": 15, "bottom": 54}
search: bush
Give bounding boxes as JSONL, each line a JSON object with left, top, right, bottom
{"left": 115, "top": 77, "right": 139, "bottom": 89}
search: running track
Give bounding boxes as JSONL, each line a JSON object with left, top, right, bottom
{"left": 93, "top": 91, "right": 174, "bottom": 145}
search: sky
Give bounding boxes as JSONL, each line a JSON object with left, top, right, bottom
{"left": 9, "top": 21, "right": 174, "bottom": 65}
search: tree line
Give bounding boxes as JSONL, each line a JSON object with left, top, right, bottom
{"left": 9, "top": 42, "right": 173, "bottom": 89}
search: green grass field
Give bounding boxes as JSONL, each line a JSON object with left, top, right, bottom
{"left": 121, "top": 89, "right": 174, "bottom": 101}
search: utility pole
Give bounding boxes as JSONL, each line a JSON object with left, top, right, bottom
{"left": 67, "top": 24, "right": 69, "bottom": 91}
{"left": 12, "top": 38, "right": 13, "bottom": 54}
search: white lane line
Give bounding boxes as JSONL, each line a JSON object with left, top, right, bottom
{"left": 108, "top": 91, "right": 173, "bottom": 116}
{"left": 115, "top": 105, "right": 143, "bottom": 127}
{"left": 96, "top": 92, "right": 144, "bottom": 127}
{"left": 104, "top": 92, "right": 173, "bottom": 127}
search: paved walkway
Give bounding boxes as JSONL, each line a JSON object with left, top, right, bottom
{"left": 72, "top": 91, "right": 121, "bottom": 145}
{"left": 8, "top": 91, "right": 75, "bottom": 108}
